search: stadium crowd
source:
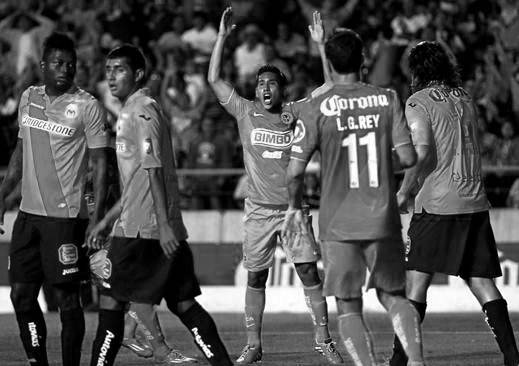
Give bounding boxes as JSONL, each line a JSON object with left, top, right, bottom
{"left": 0, "top": 0, "right": 518, "bottom": 209}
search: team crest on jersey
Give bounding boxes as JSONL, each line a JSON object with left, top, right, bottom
{"left": 293, "top": 120, "right": 306, "bottom": 143}
{"left": 58, "top": 244, "right": 78, "bottom": 265}
{"left": 251, "top": 128, "right": 293, "bottom": 148}
{"left": 64, "top": 103, "right": 79, "bottom": 119}
{"left": 280, "top": 111, "right": 294, "bottom": 125}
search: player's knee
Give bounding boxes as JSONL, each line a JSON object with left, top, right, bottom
{"left": 53, "top": 283, "right": 81, "bottom": 311}
{"left": 98, "top": 294, "right": 126, "bottom": 311}
{"left": 247, "top": 269, "right": 269, "bottom": 288}
{"left": 10, "top": 283, "right": 41, "bottom": 310}
{"left": 335, "top": 296, "right": 363, "bottom": 315}
{"left": 294, "top": 262, "right": 320, "bottom": 286}
{"left": 376, "top": 289, "right": 405, "bottom": 310}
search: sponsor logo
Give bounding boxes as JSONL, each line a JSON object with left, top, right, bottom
{"left": 252, "top": 112, "right": 264, "bottom": 117}
{"left": 261, "top": 150, "right": 282, "bottom": 159}
{"left": 64, "top": 103, "right": 78, "bottom": 119}
{"left": 408, "top": 102, "right": 417, "bottom": 108}
{"left": 116, "top": 142, "right": 127, "bottom": 152}
{"left": 62, "top": 267, "right": 79, "bottom": 275}
{"left": 96, "top": 330, "right": 115, "bottom": 366}
{"left": 191, "top": 327, "right": 214, "bottom": 358}
{"left": 103, "top": 258, "right": 112, "bottom": 280}
{"left": 251, "top": 128, "right": 293, "bottom": 148}
{"left": 21, "top": 115, "right": 76, "bottom": 137}
{"left": 320, "top": 94, "right": 389, "bottom": 117}
{"left": 293, "top": 120, "right": 305, "bottom": 143}
{"left": 28, "top": 322, "right": 39, "bottom": 347}
{"left": 29, "top": 102, "right": 45, "bottom": 110}
{"left": 280, "top": 111, "right": 294, "bottom": 125}
{"left": 139, "top": 114, "right": 151, "bottom": 121}
{"left": 143, "top": 138, "right": 152, "bottom": 154}
{"left": 291, "top": 145, "right": 303, "bottom": 153}
{"left": 58, "top": 244, "right": 78, "bottom": 265}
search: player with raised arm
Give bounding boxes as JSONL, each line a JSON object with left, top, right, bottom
{"left": 208, "top": 7, "right": 342, "bottom": 365}
{"left": 0, "top": 32, "right": 109, "bottom": 366}
{"left": 388, "top": 41, "right": 519, "bottom": 366}
{"left": 87, "top": 44, "right": 232, "bottom": 366}
{"left": 282, "top": 29, "right": 426, "bottom": 366}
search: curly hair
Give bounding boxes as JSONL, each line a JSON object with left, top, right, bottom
{"left": 42, "top": 32, "right": 76, "bottom": 62}
{"left": 408, "top": 41, "right": 461, "bottom": 92}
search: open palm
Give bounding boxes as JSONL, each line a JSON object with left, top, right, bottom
{"left": 219, "top": 7, "right": 235, "bottom": 36}
{"left": 309, "top": 11, "right": 325, "bottom": 44}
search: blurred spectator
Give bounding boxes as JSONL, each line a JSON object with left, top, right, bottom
{"left": 233, "top": 24, "right": 266, "bottom": 88}
{"left": 506, "top": 178, "right": 519, "bottom": 208}
{"left": 263, "top": 44, "right": 292, "bottom": 82}
{"left": 273, "top": 22, "right": 307, "bottom": 62}
{"left": 181, "top": 9, "right": 218, "bottom": 66}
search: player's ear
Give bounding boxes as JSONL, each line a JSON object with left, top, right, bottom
{"left": 135, "top": 68, "right": 145, "bottom": 84}
{"left": 40, "top": 61, "right": 46, "bottom": 72}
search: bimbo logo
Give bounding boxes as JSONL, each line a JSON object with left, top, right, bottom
{"left": 320, "top": 94, "right": 389, "bottom": 117}
{"left": 251, "top": 128, "right": 293, "bottom": 148}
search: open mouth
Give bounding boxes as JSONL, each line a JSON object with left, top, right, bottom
{"left": 263, "top": 92, "right": 272, "bottom": 105}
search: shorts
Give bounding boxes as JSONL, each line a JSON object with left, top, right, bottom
{"left": 406, "top": 210, "right": 502, "bottom": 278}
{"left": 242, "top": 199, "right": 320, "bottom": 272}
{"left": 321, "top": 237, "right": 406, "bottom": 299}
{"left": 107, "top": 237, "right": 201, "bottom": 305}
{"left": 9, "top": 211, "right": 89, "bottom": 284}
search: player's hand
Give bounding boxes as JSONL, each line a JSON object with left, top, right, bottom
{"left": 85, "top": 220, "right": 109, "bottom": 250}
{"left": 309, "top": 11, "right": 325, "bottom": 45}
{"left": 159, "top": 224, "right": 180, "bottom": 259}
{"left": 396, "top": 191, "right": 409, "bottom": 214}
{"left": 218, "top": 7, "right": 236, "bottom": 38}
{"left": 0, "top": 196, "right": 6, "bottom": 235}
{"left": 281, "top": 207, "right": 308, "bottom": 242}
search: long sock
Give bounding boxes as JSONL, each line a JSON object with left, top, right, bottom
{"left": 244, "top": 286, "right": 265, "bottom": 347}
{"left": 15, "top": 307, "right": 49, "bottom": 366}
{"left": 483, "top": 299, "right": 519, "bottom": 365}
{"left": 60, "top": 308, "right": 85, "bottom": 366}
{"left": 303, "top": 283, "right": 330, "bottom": 342}
{"left": 387, "top": 298, "right": 424, "bottom": 363}
{"left": 390, "top": 300, "right": 426, "bottom": 366}
{"left": 177, "top": 301, "right": 232, "bottom": 366}
{"left": 338, "top": 313, "right": 376, "bottom": 366}
{"left": 90, "top": 309, "right": 124, "bottom": 366}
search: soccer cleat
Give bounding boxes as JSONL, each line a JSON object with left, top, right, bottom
{"left": 154, "top": 349, "right": 198, "bottom": 364}
{"left": 122, "top": 337, "right": 153, "bottom": 358}
{"left": 236, "top": 344, "right": 263, "bottom": 364}
{"left": 314, "top": 339, "right": 344, "bottom": 364}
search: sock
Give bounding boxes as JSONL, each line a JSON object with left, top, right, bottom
{"left": 15, "top": 307, "right": 49, "bottom": 366}
{"left": 90, "top": 309, "right": 124, "bottom": 366}
{"left": 177, "top": 302, "right": 232, "bottom": 366}
{"left": 338, "top": 313, "right": 376, "bottom": 366}
{"left": 303, "top": 283, "right": 330, "bottom": 343}
{"left": 60, "top": 308, "right": 85, "bottom": 366}
{"left": 244, "top": 286, "right": 266, "bottom": 347}
{"left": 390, "top": 300, "right": 426, "bottom": 366}
{"left": 483, "top": 299, "right": 519, "bottom": 365}
{"left": 387, "top": 298, "right": 424, "bottom": 363}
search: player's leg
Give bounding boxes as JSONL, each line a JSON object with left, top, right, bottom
{"left": 121, "top": 306, "right": 154, "bottom": 358}
{"left": 89, "top": 294, "right": 126, "bottom": 366}
{"left": 243, "top": 269, "right": 268, "bottom": 349}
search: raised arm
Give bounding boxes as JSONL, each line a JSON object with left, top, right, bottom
{"left": 207, "top": 7, "right": 235, "bottom": 102}
{"left": 0, "top": 139, "right": 23, "bottom": 234}
{"left": 308, "top": 11, "right": 331, "bottom": 84}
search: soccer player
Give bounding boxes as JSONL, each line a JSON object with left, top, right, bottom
{"left": 0, "top": 32, "right": 109, "bottom": 366}
{"left": 208, "top": 7, "right": 342, "bottom": 365}
{"left": 87, "top": 44, "right": 232, "bottom": 366}
{"left": 281, "top": 29, "right": 426, "bottom": 366}
{"left": 388, "top": 41, "right": 519, "bottom": 366}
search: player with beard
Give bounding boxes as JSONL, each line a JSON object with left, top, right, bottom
{"left": 0, "top": 32, "right": 109, "bottom": 366}
{"left": 208, "top": 7, "right": 342, "bottom": 365}
{"left": 388, "top": 41, "right": 519, "bottom": 366}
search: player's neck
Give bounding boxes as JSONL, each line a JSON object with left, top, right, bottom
{"left": 45, "top": 84, "right": 74, "bottom": 103}
{"left": 331, "top": 72, "right": 359, "bottom": 85}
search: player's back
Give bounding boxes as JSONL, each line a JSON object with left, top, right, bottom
{"left": 293, "top": 82, "right": 410, "bottom": 241}
{"left": 407, "top": 86, "right": 489, "bottom": 214}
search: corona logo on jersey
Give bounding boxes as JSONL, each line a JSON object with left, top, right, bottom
{"left": 250, "top": 128, "right": 293, "bottom": 148}
{"left": 320, "top": 94, "right": 389, "bottom": 117}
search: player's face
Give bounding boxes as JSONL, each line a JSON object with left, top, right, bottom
{"left": 255, "top": 72, "right": 283, "bottom": 110}
{"left": 41, "top": 49, "right": 76, "bottom": 93}
{"left": 105, "top": 57, "right": 138, "bottom": 100}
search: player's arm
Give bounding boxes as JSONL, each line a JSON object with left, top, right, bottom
{"left": 207, "top": 7, "right": 235, "bottom": 103}
{"left": 85, "top": 198, "right": 122, "bottom": 250}
{"left": 282, "top": 159, "right": 309, "bottom": 238}
{"left": 308, "top": 11, "right": 331, "bottom": 84}
{"left": 0, "top": 139, "right": 23, "bottom": 234}
{"left": 88, "top": 147, "right": 108, "bottom": 228}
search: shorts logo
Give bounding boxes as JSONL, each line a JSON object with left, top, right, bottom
{"left": 64, "top": 103, "right": 78, "bottom": 119}
{"left": 293, "top": 120, "right": 306, "bottom": 143}
{"left": 251, "top": 128, "right": 293, "bottom": 148}
{"left": 58, "top": 244, "right": 78, "bottom": 265}
{"left": 62, "top": 267, "right": 79, "bottom": 275}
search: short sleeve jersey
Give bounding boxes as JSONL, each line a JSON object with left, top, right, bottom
{"left": 112, "top": 89, "right": 187, "bottom": 240}
{"left": 406, "top": 86, "right": 489, "bottom": 214}
{"left": 17, "top": 85, "right": 110, "bottom": 218}
{"left": 291, "top": 82, "right": 411, "bottom": 241}
{"left": 220, "top": 90, "right": 294, "bottom": 205}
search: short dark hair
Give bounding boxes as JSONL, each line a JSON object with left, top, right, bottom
{"left": 325, "top": 29, "right": 363, "bottom": 74}
{"left": 408, "top": 41, "right": 461, "bottom": 90}
{"left": 42, "top": 32, "right": 76, "bottom": 61}
{"left": 256, "top": 64, "right": 287, "bottom": 87}
{"left": 107, "top": 44, "right": 146, "bottom": 73}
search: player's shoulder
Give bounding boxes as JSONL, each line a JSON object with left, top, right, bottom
{"left": 359, "top": 82, "right": 399, "bottom": 100}
{"left": 21, "top": 85, "right": 44, "bottom": 98}
{"left": 406, "top": 89, "right": 431, "bottom": 109}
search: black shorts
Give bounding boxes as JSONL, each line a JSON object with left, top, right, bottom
{"left": 406, "top": 210, "right": 502, "bottom": 279}
{"left": 107, "top": 237, "right": 201, "bottom": 305}
{"left": 9, "top": 211, "right": 89, "bottom": 284}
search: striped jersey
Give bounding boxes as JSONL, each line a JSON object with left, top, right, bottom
{"left": 17, "top": 85, "right": 110, "bottom": 218}
{"left": 290, "top": 82, "right": 412, "bottom": 241}
{"left": 406, "top": 86, "right": 489, "bottom": 214}
{"left": 112, "top": 88, "right": 187, "bottom": 240}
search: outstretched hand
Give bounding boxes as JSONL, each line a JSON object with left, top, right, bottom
{"left": 281, "top": 208, "right": 308, "bottom": 244}
{"left": 309, "top": 11, "right": 325, "bottom": 44}
{"left": 219, "top": 6, "right": 236, "bottom": 37}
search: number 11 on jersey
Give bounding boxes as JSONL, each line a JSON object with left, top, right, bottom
{"left": 342, "top": 132, "right": 379, "bottom": 188}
